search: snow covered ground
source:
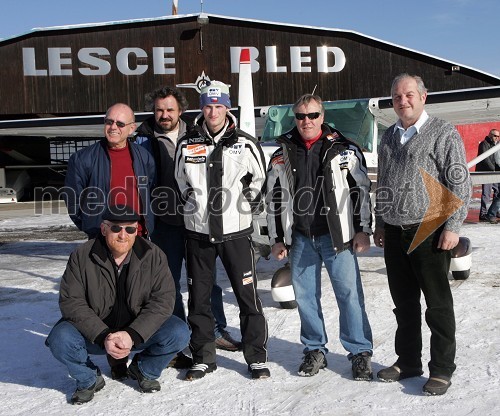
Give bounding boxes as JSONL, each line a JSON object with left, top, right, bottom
{"left": 0, "top": 204, "right": 499, "bottom": 415}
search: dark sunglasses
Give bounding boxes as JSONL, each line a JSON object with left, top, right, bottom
{"left": 104, "top": 117, "right": 135, "bottom": 128}
{"left": 105, "top": 223, "right": 137, "bottom": 234}
{"left": 295, "top": 112, "right": 321, "bottom": 120}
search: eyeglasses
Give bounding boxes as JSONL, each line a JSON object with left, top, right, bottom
{"left": 104, "top": 223, "right": 137, "bottom": 234}
{"left": 104, "top": 118, "right": 135, "bottom": 128}
{"left": 492, "top": 134, "right": 500, "bottom": 138}
{"left": 295, "top": 112, "right": 321, "bottom": 121}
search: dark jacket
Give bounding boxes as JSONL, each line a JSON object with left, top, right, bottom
{"left": 267, "top": 124, "right": 372, "bottom": 252}
{"left": 59, "top": 235, "right": 175, "bottom": 344}
{"left": 63, "top": 139, "right": 156, "bottom": 237}
{"left": 476, "top": 135, "right": 499, "bottom": 171}
{"left": 134, "top": 115, "right": 192, "bottom": 226}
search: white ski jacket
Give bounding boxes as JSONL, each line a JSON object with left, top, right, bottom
{"left": 174, "top": 113, "right": 266, "bottom": 243}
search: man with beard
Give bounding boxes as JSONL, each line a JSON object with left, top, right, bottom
{"left": 135, "top": 87, "right": 242, "bottom": 369}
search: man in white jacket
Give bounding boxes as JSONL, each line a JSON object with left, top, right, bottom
{"left": 174, "top": 81, "right": 270, "bottom": 380}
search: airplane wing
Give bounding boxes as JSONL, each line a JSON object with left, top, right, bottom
{"left": 369, "top": 86, "right": 500, "bottom": 186}
{"left": 369, "top": 85, "right": 500, "bottom": 126}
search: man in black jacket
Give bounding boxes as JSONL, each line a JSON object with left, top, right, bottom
{"left": 477, "top": 129, "right": 500, "bottom": 221}
{"left": 46, "top": 205, "right": 190, "bottom": 404}
{"left": 266, "top": 94, "right": 373, "bottom": 381}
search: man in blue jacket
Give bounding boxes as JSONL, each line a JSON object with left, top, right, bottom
{"left": 63, "top": 103, "right": 155, "bottom": 239}
{"left": 62, "top": 103, "right": 156, "bottom": 379}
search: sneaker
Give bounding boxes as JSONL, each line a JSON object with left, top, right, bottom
{"left": 298, "top": 350, "right": 327, "bottom": 377}
{"left": 248, "top": 362, "right": 270, "bottom": 379}
{"left": 377, "top": 362, "right": 423, "bottom": 382}
{"left": 168, "top": 352, "right": 193, "bottom": 369}
{"left": 127, "top": 356, "right": 161, "bottom": 393}
{"left": 487, "top": 216, "right": 499, "bottom": 224}
{"left": 185, "top": 362, "right": 217, "bottom": 381}
{"left": 423, "top": 375, "right": 452, "bottom": 395}
{"left": 71, "top": 374, "right": 105, "bottom": 405}
{"left": 215, "top": 329, "right": 242, "bottom": 351}
{"left": 351, "top": 352, "right": 373, "bottom": 381}
{"left": 479, "top": 215, "right": 489, "bottom": 222}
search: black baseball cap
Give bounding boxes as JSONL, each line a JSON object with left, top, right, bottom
{"left": 102, "top": 204, "right": 140, "bottom": 222}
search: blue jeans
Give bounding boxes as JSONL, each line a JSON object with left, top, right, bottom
{"left": 151, "top": 221, "right": 227, "bottom": 333}
{"left": 289, "top": 231, "right": 373, "bottom": 358}
{"left": 46, "top": 316, "right": 190, "bottom": 389}
{"left": 480, "top": 182, "right": 499, "bottom": 217}
{"left": 487, "top": 193, "right": 500, "bottom": 219}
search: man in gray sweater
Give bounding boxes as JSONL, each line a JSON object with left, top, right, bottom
{"left": 373, "top": 74, "right": 471, "bottom": 396}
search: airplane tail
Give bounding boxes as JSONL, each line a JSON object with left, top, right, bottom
{"left": 237, "top": 48, "right": 256, "bottom": 138}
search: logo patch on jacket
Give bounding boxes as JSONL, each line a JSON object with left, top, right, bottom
{"left": 338, "top": 149, "right": 354, "bottom": 168}
{"left": 188, "top": 137, "right": 206, "bottom": 144}
{"left": 228, "top": 143, "right": 244, "bottom": 155}
{"left": 185, "top": 156, "right": 206, "bottom": 164}
{"left": 271, "top": 149, "right": 284, "bottom": 166}
{"left": 186, "top": 144, "right": 207, "bottom": 156}
{"left": 326, "top": 132, "right": 339, "bottom": 142}
{"left": 242, "top": 270, "right": 253, "bottom": 285}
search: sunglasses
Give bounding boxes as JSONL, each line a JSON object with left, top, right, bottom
{"left": 295, "top": 112, "right": 321, "bottom": 120}
{"left": 104, "top": 118, "right": 135, "bottom": 128}
{"left": 104, "top": 223, "right": 137, "bottom": 234}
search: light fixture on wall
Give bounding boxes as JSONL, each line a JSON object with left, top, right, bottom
{"left": 197, "top": 0, "right": 209, "bottom": 51}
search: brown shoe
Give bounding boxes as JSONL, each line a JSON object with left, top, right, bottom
{"left": 215, "top": 329, "right": 242, "bottom": 351}
{"left": 377, "top": 362, "right": 423, "bottom": 382}
{"left": 423, "top": 375, "right": 451, "bottom": 395}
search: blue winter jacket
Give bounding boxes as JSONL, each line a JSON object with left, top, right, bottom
{"left": 63, "top": 139, "right": 156, "bottom": 238}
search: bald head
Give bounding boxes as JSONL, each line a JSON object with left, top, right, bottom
{"left": 104, "top": 103, "right": 137, "bottom": 149}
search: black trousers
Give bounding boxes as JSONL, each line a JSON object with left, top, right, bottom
{"left": 384, "top": 224, "right": 456, "bottom": 378}
{"left": 185, "top": 236, "right": 268, "bottom": 365}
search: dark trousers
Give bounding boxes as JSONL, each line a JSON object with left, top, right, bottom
{"left": 151, "top": 221, "right": 228, "bottom": 331}
{"left": 185, "top": 236, "right": 268, "bottom": 365}
{"left": 384, "top": 224, "right": 456, "bottom": 378}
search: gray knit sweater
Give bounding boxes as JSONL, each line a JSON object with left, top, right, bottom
{"left": 376, "top": 116, "right": 471, "bottom": 233}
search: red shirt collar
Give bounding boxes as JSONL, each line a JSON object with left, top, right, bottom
{"left": 301, "top": 131, "right": 322, "bottom": 150}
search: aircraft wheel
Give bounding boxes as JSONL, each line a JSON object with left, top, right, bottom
{"left": 452, "top": 269, "right": 470, "bottom": 280}
{"left": 279, "top": 300, "right": 298, "bottom": 309}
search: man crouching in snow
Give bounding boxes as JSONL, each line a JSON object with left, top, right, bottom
{"left": 46, "top": 205, "right": 190, "bottom": 404}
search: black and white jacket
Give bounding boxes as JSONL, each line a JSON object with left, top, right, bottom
{"left": 174, "top": 112, "right": 266, "bottom": 243}
{"left": 266, "top": 124, "right": 372, "bottom": 252}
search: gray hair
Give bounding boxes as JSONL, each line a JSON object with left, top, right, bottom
{"left": 292, "top": 94, "right": 325, "bottom": 114}
{"left": 391, "top": 73, "right": 428, "bottom": 97}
